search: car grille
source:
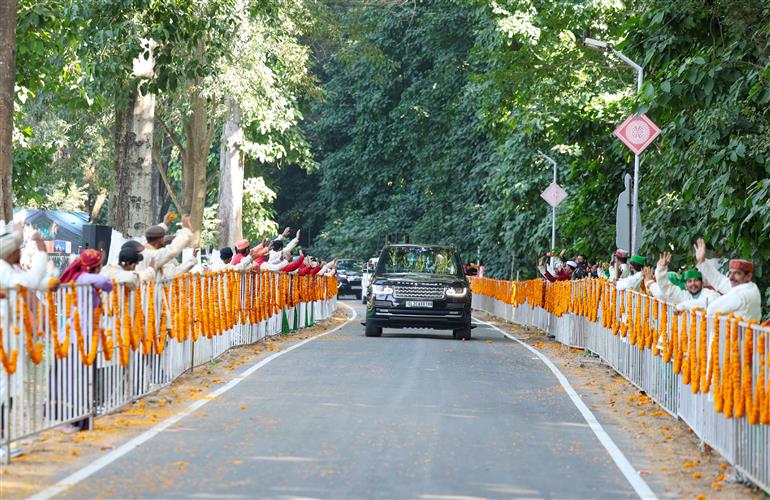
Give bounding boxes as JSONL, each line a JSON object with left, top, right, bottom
{"left": 393, "top": 284, "right": 445, "bottom": 300}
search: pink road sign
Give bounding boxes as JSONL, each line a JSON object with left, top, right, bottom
{"left": 613, "top": 114, "right": 661, "bottom": 155}
{"left": 540, "top": 182, "right": 567, "bottom": 208}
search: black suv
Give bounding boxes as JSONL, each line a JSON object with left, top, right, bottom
{"left": 336, "top": 259, "right": 364, "bottom": 300}
{"left": 364, "top": 244, "right": 472, "bottom": 340}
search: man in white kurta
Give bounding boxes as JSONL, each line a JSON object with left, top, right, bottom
{"left": 608, "top": 249, "right": 631, "bottom": 281}
{"left": 694, "top": 239, "right": 762, "bottom": 321}
{"left": 615, "top": 255, "right": 646, "bottom": 291}
{"left": 0, "top": 228, "right": 53, "bottom": 290}
{"left": 138, "top": 215, "right": 194, "bottom": 280}
{"left": 100, "top": 244, "right": 146, "bottom": 289}
{"left": 646, "top": 252, "right": 720, "bottom": 311}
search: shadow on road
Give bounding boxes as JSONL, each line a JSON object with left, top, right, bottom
{"left": 376, "top": 332, "right": 463, "bottom": 340}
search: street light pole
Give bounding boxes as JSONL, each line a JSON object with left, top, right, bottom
{"left": 584, "top": 38, "right": 644, "bottom": 254}
{"left": 538, "top": 151, "right": 558, "bottom": 267}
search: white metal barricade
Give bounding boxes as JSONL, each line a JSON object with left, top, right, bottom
{"left": 473, "top": 285, "right": 769, "bottom": 494}
{"left": 0, "top": 271, "right": 337, "bottom": 461}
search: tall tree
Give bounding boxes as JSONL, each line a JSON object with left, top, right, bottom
{"left": 0, "top": 0, "right": 16, "bottom": 221}
{"left": 111, "top": 39, "right": 158, "bottom": 235}
{"left": 218, "top": 96, "right": 244, "bottom": 245}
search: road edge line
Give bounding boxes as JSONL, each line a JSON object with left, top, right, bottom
{"left": 29, "top": 304, "right": 357, "bottom": 500}
{"left": 474, "top": 316, "right": 657, "bottom": 500}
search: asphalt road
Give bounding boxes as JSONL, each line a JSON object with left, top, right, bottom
{"left": 59, "top": 300, "right": 641, "bottom": 499}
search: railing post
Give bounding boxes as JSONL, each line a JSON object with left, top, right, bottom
{"left": 2, "top": 371, "right": 10, "bottom": 465}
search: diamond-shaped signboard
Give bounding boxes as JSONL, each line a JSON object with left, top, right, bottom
{"left": 613, "top": 114, "right": 661, "bottom": 155}
{"left": 541, "top": 182, "right": 567, "bottom": 208}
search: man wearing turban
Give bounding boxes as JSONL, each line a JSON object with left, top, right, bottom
{"left": 0, "top": 223, "right": 54, "bottom": 290}
{"left": 694, "top": 239, "right": 762, "bottom": 321}
{"left": 646, "top": 252, "right": 720, "bottom": 311}
{"left": 231, "top": 239, "right": 250, "bottom": 266}
{"left": 137, "top": 213, "right": 194, "bottom": 280}
{"left": 615, "top": 255, "right": 647, "bottom": 291}
{"left": 59, "top": 248, "right": 114, "bottom": 307}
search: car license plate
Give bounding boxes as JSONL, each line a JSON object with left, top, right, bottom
{"left": 405, "top": 300, "right": 433, "bottom": 308}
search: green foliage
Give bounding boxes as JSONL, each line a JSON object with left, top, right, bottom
{"left": 242, "top": 177, "right": 278, "bottom": 242}
{"left": 302, "top": 0, "right": 770, "bottom": 315}
{"left": 26, "top": 182, "right": 89, "bottom": 212}
{"left": 200, "top": 204, "right": 222, "bottom": 249}
{"left": 13, "top": 0, "right": 316, "bottom": 237}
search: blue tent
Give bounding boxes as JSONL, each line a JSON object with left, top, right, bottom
{"left": 14, "top": 209, "right": 88, "bottom": 253}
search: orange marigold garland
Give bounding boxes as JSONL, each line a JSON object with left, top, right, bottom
{"left": 154, "top": 283, "right": 169, "bottom": 354}
{"left": 144, "top": 282, "right": 157, "bottom": 355}
{"left": 757, "top": 332, "right": 768, "bottom": 424}
{"left": 695, "top": 311, "right": 707, "bottom": 394}
{"left": 669, "top": 313, "right": 680, "bottom": 368}
{"left": 655, "top": 303, "right": 668, "bottom": 358}
{"left": 704, "top": 313, "right": 721, "bottom": 396}
{"left": 722, "top": 315, "right": 735, "bottom": 418}
{"left": 18, "top": 288, "right": 44, "bottom": 364}
{"left": 731, "top": 316, "right": 743, "bottom": 418}
{"left": 0, "top": 324, "right": 19, "bottom": 375}
{"left": 742, "top": 321, "right": 756, "bottom": 423}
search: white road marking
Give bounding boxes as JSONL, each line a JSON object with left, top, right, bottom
{"left": 29, "top": 304, "right": 357, "bottom": 500}
{"left": 474, "top": 317, "right": 657, "bottom": 500}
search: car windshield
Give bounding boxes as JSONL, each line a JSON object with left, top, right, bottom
{"left": 378, "top": 246, "right": 461, "bottom": 276}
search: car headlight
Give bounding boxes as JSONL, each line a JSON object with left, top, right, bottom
{"left": 372, "top": 284, "right": 394, "bottom": 295}
{"left": 446, "top": 286, "right": 467, "bottom": 297}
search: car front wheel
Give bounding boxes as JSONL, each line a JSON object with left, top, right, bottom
{"left": 365, "top": 320, "right": 382, "bottom": 337}
{"left": 453, "top": 323, "right": 472, "bottom": 340}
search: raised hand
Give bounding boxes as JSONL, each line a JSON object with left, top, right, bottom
{"left": 295, "top": 228, "right": 301, "bottom": 240}
{"left": 163, "top": 212, "right": 177, "bottom": 226}
{"left": 694, "top": 238, "right": 707, "bottom": 264}
{"left": 657, "top": 251, "right": 671, "bottom": 269}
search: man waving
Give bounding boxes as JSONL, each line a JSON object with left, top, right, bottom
{"left": 694, "top": 239, "right": 762, "bottom": 321}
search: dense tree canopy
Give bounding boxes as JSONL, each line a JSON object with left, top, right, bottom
{"left": 297, "top": 0, "right": 770, "bottom": 313}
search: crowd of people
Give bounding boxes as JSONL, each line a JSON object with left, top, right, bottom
{"left": 0, "top": 213, "right": 338, "bottom": 293}
{"left": 536, "top": 241, "right": 763, "bottom": 322}
{"left": 0, "top": 214, "right": 338, "bottom": 440}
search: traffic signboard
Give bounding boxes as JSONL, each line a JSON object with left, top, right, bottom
{"left": 541, "top": 182, "right": 567, "bottom": 208}
{"left": 613, "top": 114, "right": 661, "bottom": 155}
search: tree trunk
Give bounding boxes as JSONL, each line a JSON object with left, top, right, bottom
{"left": 0, "top": 0, "right": 17, "bottom": 222}
{"left": 181, "top": 85, "right": 211, "bottom": 245}
{"left": 217, "top": 97, "right": 244, "bottom": 246}
{"left": 111, "top": 89, "right": 157, "bottom": 236}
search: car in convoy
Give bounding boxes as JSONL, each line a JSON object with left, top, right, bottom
{"left": 336, "top": 259, "right": 364, "bottom": 300}
{"left": 360, "top": 257, "right": 379, "bottom": 304}
{"left": 364, "top": 244, "right": 472, "bottom": 340}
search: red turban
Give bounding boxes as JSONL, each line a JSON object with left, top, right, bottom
{"left": 60, "top": 249, "right": 103, "bottom": 284}
{"left": 729, "top": 259, "right": 753, "bottom": 273}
